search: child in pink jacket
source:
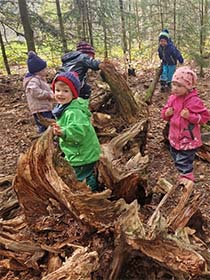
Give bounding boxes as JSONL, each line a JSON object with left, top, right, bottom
{"left": 161, "top": 66, "right": 210, "bottom": 183}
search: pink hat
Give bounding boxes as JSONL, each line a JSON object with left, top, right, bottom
{"left": 172, "top": 67, "right": 197, "bottom": 90}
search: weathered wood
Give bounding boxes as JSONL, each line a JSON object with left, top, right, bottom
{"left": 127, "top": 237, "right": 205, "bottom": 275}
{"left": 144, "top": 66, "right": 162, "bottom": 105}
{"left": 41, "top": 247, "right": 99, "bottom": 280}
{"left": 12, "top": 128, "right": 131, "bottom": 231}
{"left": 116, "top": 201, "right": 207, "bottom": 276}
{"left": 107, "top": 232, "right": 128, "bottom": 280}
{"left": 98, "top": 120, "right": 149, "bottom": 202}
{"left": 100, "top": 61, "right": 139, "bottom": 124}
{"left": 147, "top": 179, "right": 194, "bottom": 238}
{"left": 0, "top": 175, "right": 14, "bottom": 187}
{"left": 0, "top": 187, "right": 18, "bottom": 218}
{"left": 3, "top": 119, "right": 210, "bottom": 279}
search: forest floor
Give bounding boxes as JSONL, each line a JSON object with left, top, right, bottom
{"left": 0, "top": 65, "right": 210, "bottom": 279}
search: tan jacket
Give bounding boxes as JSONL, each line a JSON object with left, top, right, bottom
{"left": 23, "top": 74, "right": 53, "bottom": 114}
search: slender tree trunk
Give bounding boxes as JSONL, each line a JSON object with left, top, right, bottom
{"left": 18, "top": 0, "right": 36, "bottom": 52}
{"left": 55, "top": 0, "right": 68, "bottom": 53}
{"left": 86, "top": 0, "right": 93, "bottom": 46}
{"left": 0, "top": 30, "right": 11, "bottom": 75}
{"left": 74, "top": 0, "right": 82, "bottom": 40}
{"left": 99, "top": 0, "right": 108, "bottom": 58}
{"left": 119, "top": 0, "right": 128, "bottom": 55}
{"left": 157, "top": 0, "right": 164, "bottom": 30}
{"left": 128, "top": 0, "right": 132, "bottom": 64}
{"left": 199, "top": 0, "right": 204, "bottom": 77}
{"left": 173, "top": 0, "right": 176, "bottom": 42}
{"left": 76, "top": 0, "right": 87, "bottom": 40}
{"left": 119, "top": 0, "right": 128, "bottom": 73}
{"left": 103, "top": 24, "right": 108, "bottom": 58}
{"left": 134, "top": 0, "right": 141, "bottom": 50}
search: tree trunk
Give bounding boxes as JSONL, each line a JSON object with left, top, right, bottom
{"left": 119, "top": 0, "right": 128, "bottom": 73}
{"left": 100, "top": 61, "right": 139, "bottom": 124}
{"left": 55, "top": 0, "right": 68, "bottom": 53}
{"left": 134, "top": 1, "right": 141, "bottom": 50}
{"left": 173, "top": 0, "right": 176, "bottom": 42}
{"left": 18, "top": 0, "right": 36, "bottom": 52}
{"left": 0, "top": 30, "right": 11, "bottom": 75}
{"left": 86, "top": 0, "right": 94, "bottom": 46}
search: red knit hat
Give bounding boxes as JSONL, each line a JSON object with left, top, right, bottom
{"left": 172, "top": 67, "right": 197, "bottom": 90}
{"left": 76, "top": 41, "right": 95, "bottom": 56}
{"left": 52, "top": 72, "right": 81, "bottom": 99}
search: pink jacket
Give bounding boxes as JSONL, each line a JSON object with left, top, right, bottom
{"left": 23, "top": 75, "right": 53, "bottom": 114}
{"left": 161, "top": 89, "right": 210, "bottom": 150}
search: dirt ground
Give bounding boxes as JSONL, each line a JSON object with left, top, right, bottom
{"left": 0, "top": 67, "right": 210, "bottom": 279}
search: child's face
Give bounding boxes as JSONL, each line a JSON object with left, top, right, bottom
{"left": 159, "top": 39, "right": 168, "bottom": 47}
{"left": 54, "top": 81, "right": 73, "bottom": 104}
{"left": 172, "top": 82, "right": 188, "bottom": 96}
{"left": 37, "top": 68, "right": 47, "bottom": 77}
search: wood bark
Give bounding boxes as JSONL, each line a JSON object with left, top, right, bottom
{"left": 144, "top": 66, "right": 162, "bottom": 105}
{"left": 18, "top": 0, "right": 36, "bottom": 52}
{"left": 55, "top": 0, "right": 68, "bottom": 53}
{"left": 100, "top": 61, "right": 139, "bottom": 124}
{"left": 0, "top": 128, "right": 210, "bottom": 278}
{"left": 0, "top": 30, "right": 11, "bottom": 75}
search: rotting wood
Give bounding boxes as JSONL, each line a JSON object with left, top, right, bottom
{"left": 100, "top": 60, "right": 139, "bottom": 124}
{"left": 144, "top": 66, "right": 162, "bottom": 105}
{"left": 41, "top": 247, "right": 99, "bottom": 280}
{"left": 12, "top": 128, "right": 131, "bottom": 231}
{"left": 1, "top": 115, "right": 210, "bottom": 279}
{"left": 98, "top": 120, "right": 149, "bottom": 203}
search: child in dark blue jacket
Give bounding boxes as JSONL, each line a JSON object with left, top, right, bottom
{"left": 158, "top": 29, "right": 184, "bottom": 92}
{"left": 58, "top": 41, "right": 101, "bottom": 99}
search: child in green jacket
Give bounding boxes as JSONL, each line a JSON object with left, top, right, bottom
{"left": 52, "top": 71, "right": 101, "bottom": 191}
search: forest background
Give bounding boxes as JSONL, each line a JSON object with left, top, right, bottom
{"left": 0, "top": 0, "right": 210, "bottom": 76}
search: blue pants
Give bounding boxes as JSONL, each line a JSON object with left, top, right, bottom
{"left": 33, "top": 111, "right": 55, "bottom": 133}
{"left": 161, "top": 65, "right": 176, "bottom": 83}
{"left": 169, "top": 146, "right": 196, "bottom": 180}
{"left": 73, "top": 162, "right": 98, "bottom": 192}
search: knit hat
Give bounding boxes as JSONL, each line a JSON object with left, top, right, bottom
{"left": 159, "top": 29, "right": 170, "bottom": 41}
{"left": 27, "top": 51, "right": 47, "bottom": 74}
{"left": 52, "top": 72, "right": 81, "bottom": 99}
{"left": 76, "top": 41, "right": 95, "bottom": 56}
{"left": 172, "top": 67, "right": 197, "bottom": 90}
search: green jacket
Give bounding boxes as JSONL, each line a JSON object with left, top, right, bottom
{"left": 56, "top": 98, "right": 101, "bottom": 167}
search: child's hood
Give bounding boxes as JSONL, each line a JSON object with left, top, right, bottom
{"left": 70, "top": 98, "right": 91, "bottom": 117}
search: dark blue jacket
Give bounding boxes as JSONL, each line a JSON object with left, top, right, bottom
{"left": 158, "top": 41, "right": 184, "bottom": 65}
{"left": 59, "top": 51, "right": 100, "bottom": 87}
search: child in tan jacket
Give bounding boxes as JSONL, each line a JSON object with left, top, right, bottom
{"left": 23, "top": 51, "right": 54, "bottom": 133}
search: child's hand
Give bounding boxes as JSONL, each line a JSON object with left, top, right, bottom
{"left": 165, "top": 107, "right": 174, "bottom": 117}
{"left": 181, "top": 108, "right": 189, "bottom": 119}
{"left": 52, "top": 123, "right": 63, "bottom": 136}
